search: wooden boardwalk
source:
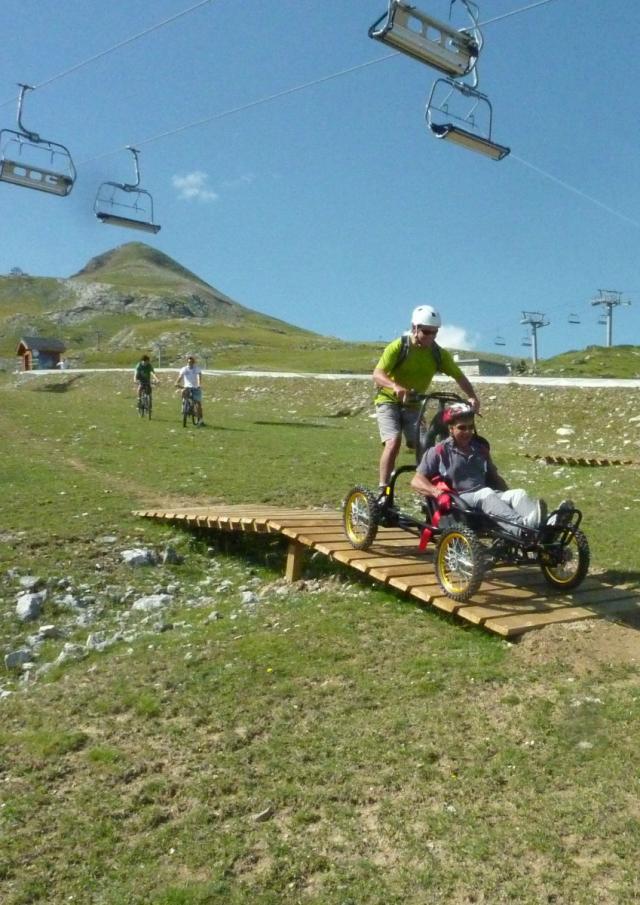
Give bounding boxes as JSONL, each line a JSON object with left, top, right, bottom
{"left": 523, "top": 452, "right": 639, "bottom": 467}
{"left": 134, "top": 504, "right": 640, "bottom": 638}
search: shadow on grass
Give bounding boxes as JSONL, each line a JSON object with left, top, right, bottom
{"left": 253, "top": 420, "right": 337, "bottom": 429}
{"left": 185, "top": 528, "right": 471, "bottom": 630}
{"left": 33, "top": 375, "right": 85, "bottom": 393}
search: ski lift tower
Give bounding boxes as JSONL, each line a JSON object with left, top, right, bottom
{"left": 520, "top": 311, "right": 549, "bottom": 366}
{"left": 590, "top": 289, "right": 631, "bottom": 347}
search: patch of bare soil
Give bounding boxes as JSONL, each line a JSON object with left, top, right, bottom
{"left": 511, "top": 614, "right": 640, "bottom": 674}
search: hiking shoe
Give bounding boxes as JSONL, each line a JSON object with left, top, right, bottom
{"left": 548, "top": 499, "right": 574, "bottom": 527}
{"left": 556, "top": 499, "right": 574, "bottom": 525}
{"left": 197, "top": 420, "right": 205, "bottom": 427}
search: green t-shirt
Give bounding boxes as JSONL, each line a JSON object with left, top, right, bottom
{"left": 135, "top": 361, "right": 155, "bottom": 383}
{"left": 374, "top": 336, "right": 464, "bottom": 406}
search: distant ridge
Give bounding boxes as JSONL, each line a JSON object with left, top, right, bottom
{"left": 69, "top": 241, "right": 242, "bottom": 315}
{"left": 71, "top": 242, "right": 225, "bottom": 296}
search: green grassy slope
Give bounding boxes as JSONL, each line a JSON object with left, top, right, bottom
{"left": 1, "top": 372, "right": 639, "bottom": 904}
{"left": 537, "top": 345, "right": 640, "bottom": 379}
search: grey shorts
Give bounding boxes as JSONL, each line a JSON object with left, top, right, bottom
{"left": 375, "top": 404, "right": 421, "bottom": 448}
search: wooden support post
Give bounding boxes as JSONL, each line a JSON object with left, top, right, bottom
{"left": 285, "top": 540, "right": 304, "bottom": 582}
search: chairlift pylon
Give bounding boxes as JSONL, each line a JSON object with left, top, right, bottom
{"left": 368, "top": 1, "right": 481, "bottom": 78}
{"left": 0, "top": 84, "right": 76, "bottom": 196}
{"left": 94, "top": 146, "right": 161, "bottom": 234}
{"left": 426, "top": 77, "right": 510, "bottom": 161}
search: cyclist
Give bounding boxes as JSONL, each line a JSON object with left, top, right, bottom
{"left": 373, "top": 305, "right": 480, "bottom": 490}
{"left": 134, "top": 354, "right": 158, "bottom": 405}
{"left": 175, "top": 354, "right": 204, "bottom": 426}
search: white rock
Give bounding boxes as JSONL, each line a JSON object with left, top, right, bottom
{"left": 16, "top": 591, "right": 46, "bottom": 622}
{"left": 53, "top": 643, "right": 87, "bottom": 665}
{"left": 131, "top": 594, "right": 173, "bottom": 612}
{"left": 121, "top": 548, "right": 157, "bottom": 567}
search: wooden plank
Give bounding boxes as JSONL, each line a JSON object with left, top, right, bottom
{"left": 279, "top": 526, "right": 363, "bottom": 540}
{"left": 284, "top": 532, "right": 414, "bottom": 548}
{"left": 389, "top": 575, "right": 440, "bottom": 594}
{"left": 486, "top": 593, "right": 640, "bottom": 637}
{"left": 350, "top": 556, "right": 428, "bottom": 573}
{"left": 263, "top": 518, "right": 343, "bottom": 529}
{"left": 368, "top": 563, "right": 436, "bottom": 579}
{"left": 338, "top": 543, "right": 420, "bottom": 559}
{"left": 331, "top": 549, "right": 418, "bottom": 568}
{"left": 313, "top": 542, "right": 419, "bottom": 559}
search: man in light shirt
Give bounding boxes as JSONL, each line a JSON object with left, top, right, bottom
{"left": 175, "top": 354, "right": 204, "bottom": 426}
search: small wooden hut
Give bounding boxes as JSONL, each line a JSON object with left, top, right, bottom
{"left": 16, "top": 336, "right": 67, "bottom": 371}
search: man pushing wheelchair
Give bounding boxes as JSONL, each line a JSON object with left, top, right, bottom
{"left": 343, "top": 397, "right": 589, "bottom": 601}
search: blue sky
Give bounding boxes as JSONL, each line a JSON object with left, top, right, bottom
{"left": 1, "top": 0, "right": 638, "bottom": 359}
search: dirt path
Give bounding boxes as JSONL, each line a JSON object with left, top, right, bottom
{"left": 511, "top": 613, "right": 640, "bottom": 672}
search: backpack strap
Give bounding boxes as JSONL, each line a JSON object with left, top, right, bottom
{"left": 391, "top": 334, "right": 442, "bottom": 372}
{"left": 432, "top": 341, "right": 442, "bottom": 371}
{"left": 390, "top": 333, "right": 411, "bottom": 370}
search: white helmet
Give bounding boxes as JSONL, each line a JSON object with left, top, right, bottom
{"left": 411, "top": 305, "right": 441, "bottom": 328}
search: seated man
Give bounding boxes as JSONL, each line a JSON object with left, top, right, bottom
{"left": 411, "top": 403, "right": 566, "bottom": 538}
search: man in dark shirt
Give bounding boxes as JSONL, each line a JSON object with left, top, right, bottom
{"left": 134, "top": 354, "right": 157, "bottom": 402}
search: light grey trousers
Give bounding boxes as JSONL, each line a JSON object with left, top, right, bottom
{"left": 459, "top": 487, "right": 539, "bottom": 538}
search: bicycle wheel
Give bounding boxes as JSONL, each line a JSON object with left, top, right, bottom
{"left": 539, "top": 528, "right": 590, "bottom": 591}
{"left": 435, "top": 525, "right": 485, "bottom": 601}
{"left": 343, "top": 486, "right": 379, "bottom": 550}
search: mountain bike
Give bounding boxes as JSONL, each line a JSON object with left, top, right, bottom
{"left": 181, "top": 388, "right": 197, "bottom": 427}
{"left": 137, "top": 383, "right": 152, "bottom": 419}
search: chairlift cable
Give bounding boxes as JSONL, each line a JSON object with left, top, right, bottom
{"left": 477, "top": 0, "right": 559, "bottom": 29}
{"left": 510, "top": 153, "right": 640, "bottom": 229}
{"left": 0, "top": 0, "right": 216, "bottom": 109}
{"left": 78, "top": 54, "right": 398, "bottom": 164}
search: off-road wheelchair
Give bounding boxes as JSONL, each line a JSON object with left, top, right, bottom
{"left": 343, "top": 392, "right": 590, "bottom": 601}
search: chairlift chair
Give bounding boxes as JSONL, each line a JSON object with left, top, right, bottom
{"left": 521, "top": 335, "right": 531, "bottom": 347}
{"left": 494, "top": 334, "right": 506, "bottom": 347}
{"left": 94, "top": 146, "right": 161, "bottom": 234}
{"left": 368, "top": 0, "right": 481, "bottom": 78}
{"left": 426, "top": 77, "right": 510, "bottom": 160}
{"left": 568, "top": 312, "right": 580, "bottom": 325}
{"left": 0, "top": 84, "right": 76, "bottom": 196}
